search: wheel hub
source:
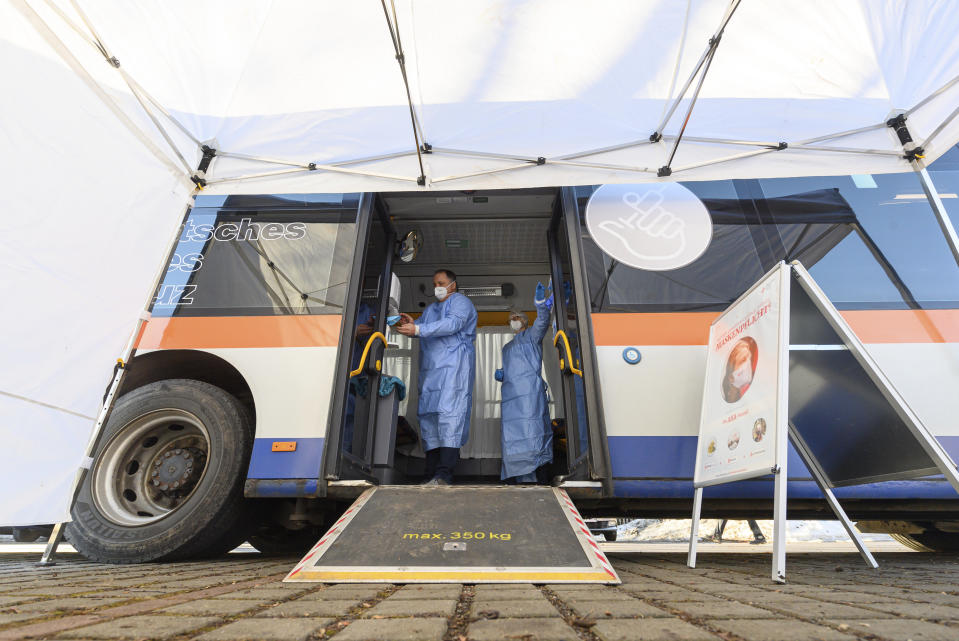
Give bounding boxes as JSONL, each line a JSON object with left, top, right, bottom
{"left": 91, "top": 408, "right": 211, "bottom": 527}
{"left": 151, "top": 447, "right": 203, "bottom": 491}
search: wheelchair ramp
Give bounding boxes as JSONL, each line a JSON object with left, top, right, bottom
{"left": 285, "top": 486, "right": 620, "bottom": 584}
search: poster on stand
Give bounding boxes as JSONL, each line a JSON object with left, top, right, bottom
{"left": 694, "top": 263, "right": 788, "bottom": 487}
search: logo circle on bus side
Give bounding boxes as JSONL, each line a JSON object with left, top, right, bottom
{"left": 585, "top": 183, "right": 712, "bottom": 271}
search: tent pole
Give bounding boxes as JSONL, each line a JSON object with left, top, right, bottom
{"left": 914, "top": 162, "right": 959, "bottom": 268}
{"left": 887, "top": 113, "right": 959, "bottom": 268}
{"left": 660, "top": 45, "right": 719, "bottom": 176}
{"left": 379, "top": 0, "right": 427, "bottom": 185}
{"left": 652, "top": 0, "right": 742, "bottom": 142}
{"left": 39, "top": 190, "right": 198, "bottom": 566}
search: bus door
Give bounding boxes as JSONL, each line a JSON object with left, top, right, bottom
{"left": 547, "top": 188, "right": 613, "bottom": 492}
{"left": 322, "top": 195, "right": 396, "bottom": 484}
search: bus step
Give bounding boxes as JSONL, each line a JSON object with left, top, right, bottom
{"left": 284, "top": 486, "right": 620, "bottom": 584}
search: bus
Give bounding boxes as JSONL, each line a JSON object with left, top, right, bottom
{"left": 63, "top": 146, "right": 959, "bottom": 562}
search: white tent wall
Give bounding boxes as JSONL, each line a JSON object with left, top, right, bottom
{"left": 2, "top": 0, "right": 959, "bottom": 527}
{"left": 0, "top": 0, "right": 191, "bottom": 525}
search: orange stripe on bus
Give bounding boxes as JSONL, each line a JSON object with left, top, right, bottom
{"left": 592, "top": 310, "right": 959, "bottom": 345}
{"left": 137, "top": 316, "right": 342, "bottom": 349}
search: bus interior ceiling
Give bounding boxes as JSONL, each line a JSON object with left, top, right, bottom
{"left": 372, "top": 189, "right": 564, "bottom": 483}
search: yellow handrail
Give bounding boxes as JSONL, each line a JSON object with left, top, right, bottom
{"left": 552, "top": 330, "right": 583, "bottom": 377}
{"left": 349, "top": 331, "right": 386, "bottom": 378}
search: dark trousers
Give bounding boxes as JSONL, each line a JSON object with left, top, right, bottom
{"left": 425, "top": 447, "right": 459, "bottom": 483}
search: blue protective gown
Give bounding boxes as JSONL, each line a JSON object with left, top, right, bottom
{"left": 414, "top": 293, "right": 478, "bottom": 450}
{"left": 499, "top": 300, "right": 553, "bottom": 480}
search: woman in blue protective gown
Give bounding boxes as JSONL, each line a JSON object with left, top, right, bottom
{"left": 396, "top": 269, "right": 477, "bottom": 485}
{"left": 495, "top": 283, "right": 554, "bottom": 484}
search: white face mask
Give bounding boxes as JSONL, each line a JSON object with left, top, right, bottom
{"left": 731, "top": 363, "right": 752, "bottom": 388}
{"left": 510, "top": 320, "right": 524, "bottom": 331}
{"left": 434, "top": 286, "right": 448, "bottom": 300}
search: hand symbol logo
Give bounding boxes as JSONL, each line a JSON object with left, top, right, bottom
{"left": 585, "top": 183, "right": 712, "bottom": 271}
{"left": 596, "top": 190, "right": 688, "bottom": 263}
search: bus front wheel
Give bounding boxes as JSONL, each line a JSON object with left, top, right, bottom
{"left": 66, "top": 379, "right": 253, "bottom": 563}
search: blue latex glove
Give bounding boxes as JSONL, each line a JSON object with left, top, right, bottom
{"left": 494, "top": 368, "right": 504, "bottom": 382}
{"left": 534, "top": 281, "right": 547, "bottom": 305}
{"left": 543, "top": 292, "right": 554, "bottom": 311}
{"left": 386, "top": 315, "right": 401, "bottom": 326}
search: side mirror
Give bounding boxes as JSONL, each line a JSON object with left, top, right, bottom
{"left": 397, "top": 230, "right": 422, "bottom": 263}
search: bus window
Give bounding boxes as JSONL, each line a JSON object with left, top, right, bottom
{"left": 578, "top": 150, "right": 959, "bottom": 314}
{"left": 152, "top": 195, "right": 360, "bottom": 317}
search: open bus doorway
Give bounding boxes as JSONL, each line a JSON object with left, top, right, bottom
{"left": 323, "top": 188, "right": 612, "bottom": 492}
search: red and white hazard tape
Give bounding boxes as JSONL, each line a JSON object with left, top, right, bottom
{"left": 557, "top": 489, "right": 618, "bottom": 580}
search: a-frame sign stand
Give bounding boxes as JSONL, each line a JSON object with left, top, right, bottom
{"left": 687, "top": 261, "right": 959, "bottom": 583}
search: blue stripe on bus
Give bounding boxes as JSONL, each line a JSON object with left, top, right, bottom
{"left": 243, "top": 434, "right": 959, "bottom": 501}
{"left": 246, "top": 438, "right": 324, "bottom": 479}
{"left": 609, "top": 435, "right": 959, "bottom": 500}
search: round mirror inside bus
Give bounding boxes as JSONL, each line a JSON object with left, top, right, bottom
{"left": 398, "top": 230, "right": 421, "bottom": 263}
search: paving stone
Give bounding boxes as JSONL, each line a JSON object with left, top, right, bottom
{"left": 388, "top": 585, "right": 462, "bottom": 600}
{"left": 91, "top": 589, "right": 174, "bottom": 597}
{"left": 472, "top": 596, "right": 559, "bottom": 618}
{"left": 550, "top": 588, "right": 635, "bottom": 601}
{"left": 12, "top": 597, "right": 131, "bottom": 613}
{"left": 592, "top": 618, "right": 720, "bottom": 641}
{"left": 866, "top": 601, "right": 959, "bottom": 620}
{"left": 903, "top": 593, "right": 959, "bottom": 605}
{"left": 160, "top": 598, "right": 264, "bottom": 616}
{"left": 825, "top": 618, "right": 959, "bottom": 641}
{"left": 710, "top": 618, "right": 855, "bottom": 641}
{"left": 548, "top": 584, "right": 622, "bottom": 594}
{"left": 213, "top": 587, "right": 310, "bottom": 600}
{"left": 0, "top": 612, "right": 47, "bottom": 624}
{"left": 16, "top": 586, "right": 99, "bottom": 596}
{"left": 622, "top": 587, "right": 717, "bottom": 601}
{"left": 467, "top": 617, "right": 578, "bottom": 641}
{"left": 816, "top": 591, "right": 913, "bottom": 604}
{"left": 151, "top": 578, "right": 237, "bottom": 589}
{"left": 0, "top": 595, "right": 41, "bottom": 606}
{"left": 334, "top": 617, "right": 448, "bottom": 641}
{"left": 566, "top": 599, "right": 669, "bottom": 618}
{"left": 255, "top": 599, "right": 361, "bottom": 617}
{"left": 61, "top": 615, "right": 220, "bottom": 639}
{"left": 298, "top": 586, "right": 388, "bottom": 601}
{"left": 662, "top": 600, "right": 780, "bottom": 619}
{"left": 761, "top": 599, "right": 889, "bottom": 619}
{"left": 471, "top": 585, "right": 544, "bottom": 600}
{"left": 194, "top": 617, "right": 332, "bottom": 641}
{"left": 363, "top": 598, "right": 457, "bottom": 618}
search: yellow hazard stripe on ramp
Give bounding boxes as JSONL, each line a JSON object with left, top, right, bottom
{"left": 287, "top": 570, "right": 614, "bottom": 582}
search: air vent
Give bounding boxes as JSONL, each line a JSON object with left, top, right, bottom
{"left": 460, "top": 286, "right": 502, "bottom": 297}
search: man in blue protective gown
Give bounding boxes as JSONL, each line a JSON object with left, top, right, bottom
{"left": 395, "top": 269, "right": 477, "bottom": 486}
{"left": 494, "top": 282, "right": 554, "bottom": 484}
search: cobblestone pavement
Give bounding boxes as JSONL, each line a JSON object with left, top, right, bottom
{"left": 0, "top": 551, "right": 956, "bottom": 640}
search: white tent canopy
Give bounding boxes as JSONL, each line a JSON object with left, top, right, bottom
{"left": 3, "top": 0, "right": 959, "bottom": 526}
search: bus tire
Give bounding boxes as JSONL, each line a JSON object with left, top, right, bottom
{"left": 891, "top": 531, "right": 959, "bottom": 552}
{"left": 66, "top": 379, "right": 253, "bottom": 564}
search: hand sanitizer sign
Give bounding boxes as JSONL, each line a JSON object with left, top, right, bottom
{"left": 585, "top": 183, "right": 712, "bottom": 271}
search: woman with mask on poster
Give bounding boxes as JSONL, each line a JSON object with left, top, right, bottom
{"left": 494, "top": 282, "right": 554, "bottom": 484}
{"left": 722, "top": 337, "right": 757, "bottom": 403}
